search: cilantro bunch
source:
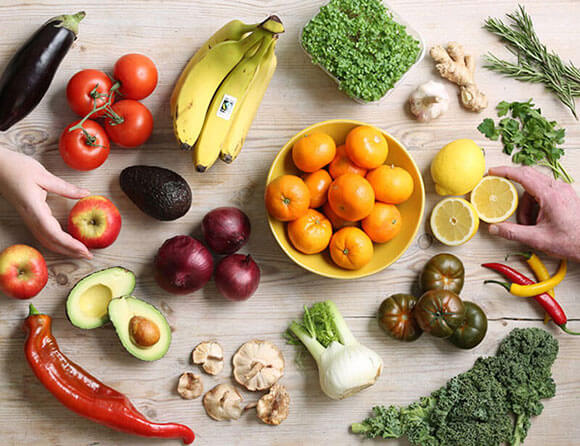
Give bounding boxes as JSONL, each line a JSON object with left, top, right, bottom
{"left": 301, "top": 0, "right": 420, "bottom": 102}
{"left": 478, "top": 100, "right": 573, "bottom": 183}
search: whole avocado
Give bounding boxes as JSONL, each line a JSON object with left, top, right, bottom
{"left": 120, "top": 165, "right": 191, "bottom": 221}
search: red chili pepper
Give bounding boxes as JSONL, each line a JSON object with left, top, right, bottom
{"left": 482, "top": 263, "right": 579, "bottom": 336}
{"left": 23, "top": 305, "right": 195, "bottom": 444}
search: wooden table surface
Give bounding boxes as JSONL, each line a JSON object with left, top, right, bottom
{"left": 1, "top": 1, "right": 579, "bottom": 445}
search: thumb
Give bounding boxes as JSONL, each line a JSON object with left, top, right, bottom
{"left": 39, "top": 172, "right": 90, "bottom": 199}
{"left": 489, "top": 221, "right": 544, "bottom": 248}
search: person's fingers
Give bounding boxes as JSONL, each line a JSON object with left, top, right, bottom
{"left": 23, "top": 201, "right": 93, "bottom": 259}
{"left": 488, "top": 166, "right": 550, "bottom": 204}
{"left": 489, "top": 221, "right": 546, "bottom": 249}
{"left": 39, "top": 172, "right": 90, "bottom": 199}
{"left": 516, "top": 192, "right": 539, "bottom": 226}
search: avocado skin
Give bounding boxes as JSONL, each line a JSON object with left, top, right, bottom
{"left": 120, "top": 165, "right": 192, "bottom": 221}
{"left": 108, "top": 296, "right": 171, "bottom": 361}
{"left": 66, "top": 266, "right": 136, "bottom": 330}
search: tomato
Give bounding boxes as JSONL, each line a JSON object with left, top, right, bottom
{"left": 378, "top": 294, "right": 422, "bottom": 342}
{"left": 66, "top": 69, "right": 113, "bottom": 117}
{"left": 420, "top": 253, "right": 465, "bottom": 294}
{"left": 104, "top": 100, "right": 153, "bottom": 148}
{"left": 113, "top": 54, "right": 158, "bottom": 100}
{"left": 59, "top": 120, "right": 110, "bottom": 171}
{"left": 448, "top": 301, "right": 488, "bottom": 349}
{"left": 414, "top": 290, "right": 466, "bottom": 338}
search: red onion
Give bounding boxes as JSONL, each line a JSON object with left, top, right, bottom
{"left": 202, "top": 207, "right": 251, "bottom": 254}
{"left": 214, "top": 254, "right": 260, "bottom": 301}
{"left": 154, "top": 235, "right": 213, "bottom": 294}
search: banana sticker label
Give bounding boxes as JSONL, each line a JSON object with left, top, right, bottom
{"left": 217, "top": 94, "right": 237, "bottom": 120}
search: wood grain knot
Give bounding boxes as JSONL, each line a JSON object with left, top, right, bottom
{"left": 56, "top": 273, "right": 69, "bottom": 286}
{"left": 13, "top": 128, "right": 49, "bottom": 155}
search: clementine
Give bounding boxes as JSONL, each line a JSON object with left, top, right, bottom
{"left": 328, "top": 144, "right": 367, "bottom": 179}
{"left": 327, "top": 173, "right": 375, "bottom": 221}
{"left": 322, "top": 202, "right": 358, "bottom": 230}
{"left": 362, "top": 202, "right": 402, "bottom": 243}
{"left": 265, "top": 175, "right": 310, "bottom": 222}
{"left": 287, "top": 209, "right": 332, "bottom": 254}
{"left": 366, "top": 165, "right": 414, "bottom": 204}
{"left": 345, "top": 125, "right": 388, "bottom": 169}
{"left": 292, "top": 132, "right": 336, "bottom": 173}
{"left": 329, "top": 227, "right": 374, "bottom": 270}
{"left": 303, "top": 169, "right": 332, "bottom": 208}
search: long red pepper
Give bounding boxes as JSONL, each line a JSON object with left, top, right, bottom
{"left": 482, "top": 263, "right": 580, "bottom": 335}
{"left": 23, "top": 305, "right": 195, "bottom": 444}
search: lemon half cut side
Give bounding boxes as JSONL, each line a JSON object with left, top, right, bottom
{"left": 430, "top": 197, "right": 479, "bottom": 246}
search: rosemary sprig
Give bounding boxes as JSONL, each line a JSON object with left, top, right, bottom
{"left": 483, "top": 5, "right": 580, "bottom": 118}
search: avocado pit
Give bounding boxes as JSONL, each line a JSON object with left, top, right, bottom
{"left": 129, "top": 315, "right": 160, "bottom": 347}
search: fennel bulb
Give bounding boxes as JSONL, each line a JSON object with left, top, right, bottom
{"left": 288, "top": 300, "right": 383, "bottom": 400}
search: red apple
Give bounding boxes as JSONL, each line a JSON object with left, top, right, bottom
{"left": 0, "top": 244, "right": 48, "bottom": 299}
{"left": 68, "top": 195, "right": 122, "bottom": 249}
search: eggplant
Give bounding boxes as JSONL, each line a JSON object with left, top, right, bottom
{"left": 0, "top": 12, "right": 85, "bottom": 131}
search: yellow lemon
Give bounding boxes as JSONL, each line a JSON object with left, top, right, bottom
{"left": 430, "top": 139, "right": 486, "bottom": 196}
{"left": 470, "top": 176, "right": 518, "bottom": 223}
{"left": 430, "top": 197, "right": 479, "bottom": 246}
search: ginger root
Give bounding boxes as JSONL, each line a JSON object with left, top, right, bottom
{"left": 430, "top": 42, "right": 487, "bottom": 112}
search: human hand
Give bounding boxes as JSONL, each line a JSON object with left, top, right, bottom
{"left": 487, "top": 165, "right": 580, "bottom": 262}
{"left": 0, "top": 148, "right": 93, "bottom": 259}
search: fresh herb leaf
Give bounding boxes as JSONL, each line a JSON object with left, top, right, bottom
{"left": 478, "top": 100, "right": 573, "bottom": 183}
{"left": 483, "top": 5, "right": 580, "bottom": 118}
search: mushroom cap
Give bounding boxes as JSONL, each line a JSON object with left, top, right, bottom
{"left": 232, "top": 340, "right": 285, "bottom": 391}
{"left": 192, "top": 341, "right": 224, "bottom": 375}
{"left": 257, "top": 384, "right": 290, "bottom": 425}
{"left": 177, "top": 372, "right": 203, "bottom": 400}
{"left": 202, "top": 384, "right": 243, "bottom": 421}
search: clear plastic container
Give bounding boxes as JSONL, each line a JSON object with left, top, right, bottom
{"left": 300, "top": 0, "right": 425, "bottom": 104}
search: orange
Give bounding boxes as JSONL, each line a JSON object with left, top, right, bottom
{"left": 292, "top": 132, "right": 336, "bottom": 173}
{"left": 322, "top": 202, "right": 358, "bottom": 230}
{"left": 329, "top": 227, "right": 374, "bottom": 270}
{"left": 361, "top": 202, "right": 402, "bottom": 243}
{"left": 345, "top": 125, "right": 388, "bottom": 169}
{"left": 328, "top": 144, "right": 367, "bottom": 179}
{"left": 265, "top": 175, "right": 310, "bottom": 222}
{"left": 287, "top": 209, "right": 332, "bottom": 254}
{"left": 366, "top": 165, "right": 414, "bottom": 204}
{"left": 327, "top": 173, "right": 375, "bottom": 222}
{"left": 303, "top": 169, "right": 332, "bottom": 208}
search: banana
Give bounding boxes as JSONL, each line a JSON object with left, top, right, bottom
{"left": 171, "top": 29, "right": 268, "bottom": 151}
{"left": 220, "top": 39, "right": 278, "bottom": 163}
{"left": 193, "top": 35, "right": 277, "bottom": 172}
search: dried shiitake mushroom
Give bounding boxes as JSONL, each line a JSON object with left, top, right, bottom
{"left": 202, "top": 383, "right": 243, "bottom": 421}
{"left": 256, "top": 384, "right": 290, "bottom": 425}
{"left": 177, "top": 372, "right": 203, "bottom": 400}
{"left": 232, "top": 340, "right": 284, "bottom": 391}
{"left": 192, "top": 341, "right": 224, "bottom": 375}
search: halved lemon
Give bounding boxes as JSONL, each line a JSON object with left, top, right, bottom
{"left": 470, "top": 176, "right": 518, "bottom": 223}
{"left": 430, "top": 197, "right": 479, "bottom": 246}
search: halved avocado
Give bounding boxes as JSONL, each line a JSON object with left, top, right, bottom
{"left": 66, "top": 267, "right": 136, "bottom": 329}
{"left": 108, "top": 296, "right": 171, "bottom": 361}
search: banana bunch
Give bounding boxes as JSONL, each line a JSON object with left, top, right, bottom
{"left": 171, "top": 16, "right": 283, "bottom": 172}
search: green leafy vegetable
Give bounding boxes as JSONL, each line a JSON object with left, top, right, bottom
{"left": 351, "top": 327, "right": 558, "bottom": 446}
{"left": 483, "top": 5, "right": 580, "bottom": 118}
{"left": 301, "top": 0, "right": 421, "bottom": 102}
{"left": 477, "top": 99, "right": 572, "bottom": 183}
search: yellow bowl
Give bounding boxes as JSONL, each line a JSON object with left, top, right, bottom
{"left": 266, "top": 119, "right": 425, "bottom": 279}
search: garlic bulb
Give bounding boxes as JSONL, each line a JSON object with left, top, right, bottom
{"left": 409, "top": 81, "right": 449, "bottom": 122}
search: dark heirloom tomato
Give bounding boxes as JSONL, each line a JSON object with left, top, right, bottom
{"left": 378, "top": 294, "right": 422, "bottom": 342}
{"left": 449, "top": 301, "right": 488, "bottom": 349}
{"left": 420, "top": 253, "right": 465, "bottom": 294}
{"left": 414, "top": 290, "right": 466, "bottom": 338}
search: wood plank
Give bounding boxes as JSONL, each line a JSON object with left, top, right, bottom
{"left": 0, "top": 0, "right": 579, "bottom": 445}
